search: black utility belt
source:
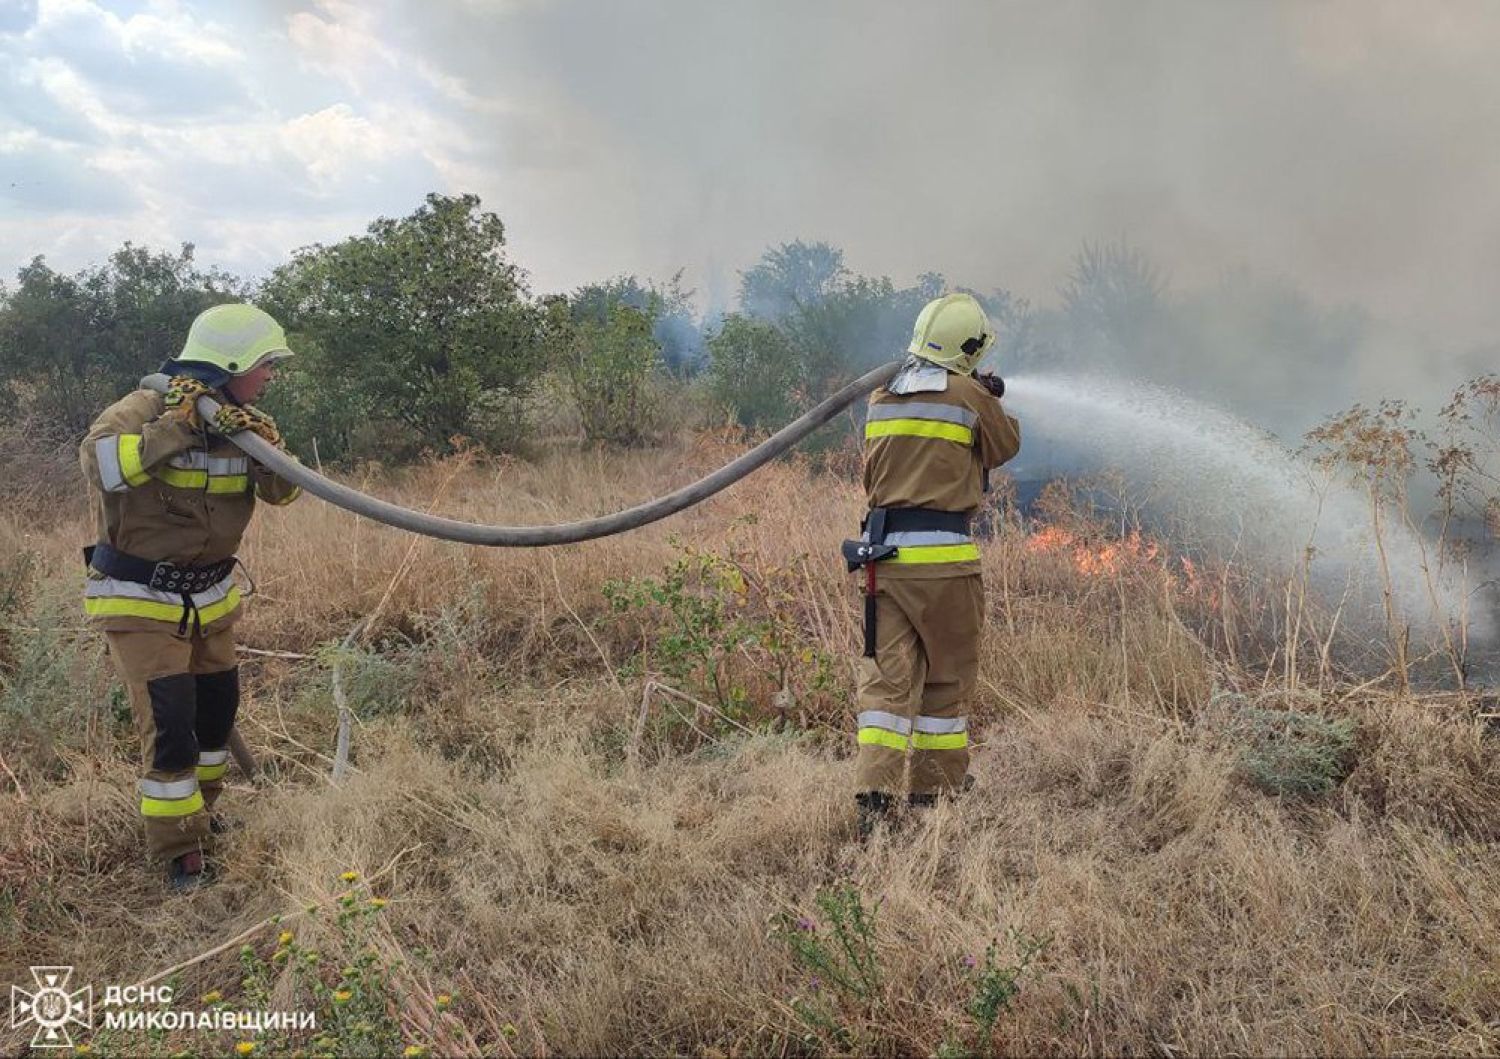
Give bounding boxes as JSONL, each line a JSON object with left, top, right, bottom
{"left": 860, "top": 506, "right": 970, "bottom": 538}
{"left": 841, "top": 506, "right": 971, "bottom": 571}
{"left": 84, "top": 543, "right": 237, "bottom": 595}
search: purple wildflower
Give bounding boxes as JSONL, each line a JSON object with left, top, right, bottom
{"left": 796, "top": 916, "right": 815, "bottom": 932}
{"left": 961, "top": 955, "right": 977, "bottom": 969}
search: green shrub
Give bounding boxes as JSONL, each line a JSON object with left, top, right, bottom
{"left": 601, "top": 531, "right": 840, "bottom": 725}
{"left": 259, "top": 194, "right": 544, "bottom": 462}
{"left": 1228, "top": 706, "right": 1356, "bottom": 796}
{"left": 705, "top": 315, "right": 804, "bottom": 430}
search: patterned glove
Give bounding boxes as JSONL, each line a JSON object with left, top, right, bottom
{"left": 975, "top": 372, "right": 1006, "bottom": 399}
{"left": 162, "top": 375, "right": 214, "bottom": 427}
{"left": 213, "top": 403, "right": 283, "bottom": 447}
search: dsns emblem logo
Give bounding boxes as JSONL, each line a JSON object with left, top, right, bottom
{"left": 11, "top": 966, "right": 92, "bottom": 1049}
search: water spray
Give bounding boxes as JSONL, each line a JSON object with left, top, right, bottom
{"left": 1003, "top": 372, "right": 1491, "bottom": 644}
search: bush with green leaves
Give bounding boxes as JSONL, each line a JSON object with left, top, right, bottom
{"left": 1228, "top": 706, "right": 1357, "bottom": 796}
{"left": 543, "top": 275, "right": 685, "bottom": 446}
{"left": 940, "top": 930, "right": 1051, "bottom": 1058}
{"left": 259, "top": 193, "right": 544, "bottom": 462}
{"left": 601, "top": 531, "right": 840, "bottom": 726}
{"left": 0, "top": 555, "right": 114, "bottom": 776}
{"left": 705, "top": 314, "right": 804, "bottom": 429}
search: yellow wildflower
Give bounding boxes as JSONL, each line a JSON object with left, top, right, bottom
{"left": 403, "top": 1048, "right": 426, "bottom": 1059}
{"left": 202, "top": 990, "right": 223, "bottom": 1004}
{"left": 278, "top": 931, "right": 294, "bottom": 947}
{"left": 340, "top": 871, "right": 359, "bottom": 883}
{"left": 434, "top": 994, "right": 452, "bottom": 1011}
{"left": 333, "top": 990, "right": 352, "bottom": 1004}
{"left": 369, "top": 897, "right": 388, "bottom": 910}
{"left": 236, "top": 1043, "right": 256, "bottom": 1056}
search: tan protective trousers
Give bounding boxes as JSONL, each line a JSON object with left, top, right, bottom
{"left": 104, "top": 625, "right": 239, "bottom": 861}
{"left": 854, "top": 574, "right": 982, "bottom": 797}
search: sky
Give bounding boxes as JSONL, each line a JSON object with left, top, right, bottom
{"left": 3, "top": 0, "right": 1500, "bottom": 365}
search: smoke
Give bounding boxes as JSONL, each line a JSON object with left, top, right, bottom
{"left": 391, "top": 1, "right": 1500, "bottom": 373}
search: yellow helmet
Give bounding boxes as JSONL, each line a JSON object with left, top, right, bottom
{"left": 177, "top": 304, "right": 293, "bottom": 376}
{"left": 907, "top": 293, "right": 993, "bottom": 374}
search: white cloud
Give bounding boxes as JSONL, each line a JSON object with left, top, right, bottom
{"left": 285, "top": 0, "right": 396, "bottom": 92}
{"left": 1, "top": 0, "right": 463, "bottom": 279}
{"left": 32, "top": 0, "right": 241, "bottom": 66}
{"left": 21, "top": 54, "right": 129, "bottom": 136}
{"left": 280, "top": 103, "right": 401, "bottom": 186}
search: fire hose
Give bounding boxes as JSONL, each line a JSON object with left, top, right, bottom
{"left": 143, "top": 363, "right": 898, "bottom": 545}
{"left": 140, "top": 363, "right": 901, "bottom": 776}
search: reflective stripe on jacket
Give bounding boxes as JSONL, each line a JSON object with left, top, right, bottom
{"left": 862, "top": 373, "right": 1020, "bottom": 579}
{"left": 78, "top": 388, "right": 300, "bottom": 631}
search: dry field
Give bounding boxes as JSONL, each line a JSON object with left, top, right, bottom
{"left": 2, "top": 435, "right": 1498, "bottom": 1057}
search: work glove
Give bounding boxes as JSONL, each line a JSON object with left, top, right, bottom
{"left": 975, "top": 371, "right": 1006, "bottom": 400}
{"left": 162, "top": 375, "right": 214, "bottom": 427}
{"left": 212, "top": 403, "right": 283, "bottom": 448}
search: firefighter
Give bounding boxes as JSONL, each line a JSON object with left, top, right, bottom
{"left": 844, "top": 293, "right": 1020, "bottom": 835}
{"left": 79, "top": 303, "right": 301, "bottom": 891}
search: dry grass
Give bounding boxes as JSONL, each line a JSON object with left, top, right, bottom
{"left": 2, "top": 440, "right": 1499, "bottom": 1056}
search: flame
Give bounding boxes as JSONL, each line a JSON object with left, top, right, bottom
{"left": 1024, "top": 525, "right": 1158, "bottom": 575}
{"left": 1024, "top": 523, "right": 1219, "bottom": 606}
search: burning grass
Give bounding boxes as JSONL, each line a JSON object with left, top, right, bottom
{"left": 2, "top": 442, "right": 1499, "bottom": 1056}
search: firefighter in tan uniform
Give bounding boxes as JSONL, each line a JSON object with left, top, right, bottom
{"left": 844, "top": 293, "right": 1020, "bottom": 834}
{"left": 79, "top": 304, "right": 301, "bottom": 891}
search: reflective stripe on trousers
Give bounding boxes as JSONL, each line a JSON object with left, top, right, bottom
{"left": 856, "top": 709, "right": 912, "bottom": 750}
{"left": 912, "top": 714, "right": 968, "bottom": 750}
{"left": 197, "top": 748, "right": 230, "bottom": 782}
{"left": 139, "top": 775, "right": 205, "bottom": 817}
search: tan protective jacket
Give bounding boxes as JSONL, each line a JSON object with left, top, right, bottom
{"left": 862, "top": 371, "right": 1021, "bottom": 579}
{"left": 78, "top": 389, "right": 300, "bottom": 632}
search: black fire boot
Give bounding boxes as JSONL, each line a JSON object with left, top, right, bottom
{"left": 167, "top": 850, "right": 208, "bottom": 893}
{"left": 855, "top": 791, "right": 895, "bottom": 840}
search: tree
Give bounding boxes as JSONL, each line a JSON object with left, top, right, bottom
{"left": 739, "top": 241, "right": 848, "bottom": 323}
{"left": 568, "top": 269, "right": 707, "bottom": 378}
{"left": 0, "top": 244, "right": 243, "bottom": 438}
{"left": 706, "top": 315, "right": 804, "bottom": 429}
{"left": 548, "top": 276, "right": 669, "bottom": 446}
{"left": 259, "top": 193, "right": 542, "bottom": 460}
